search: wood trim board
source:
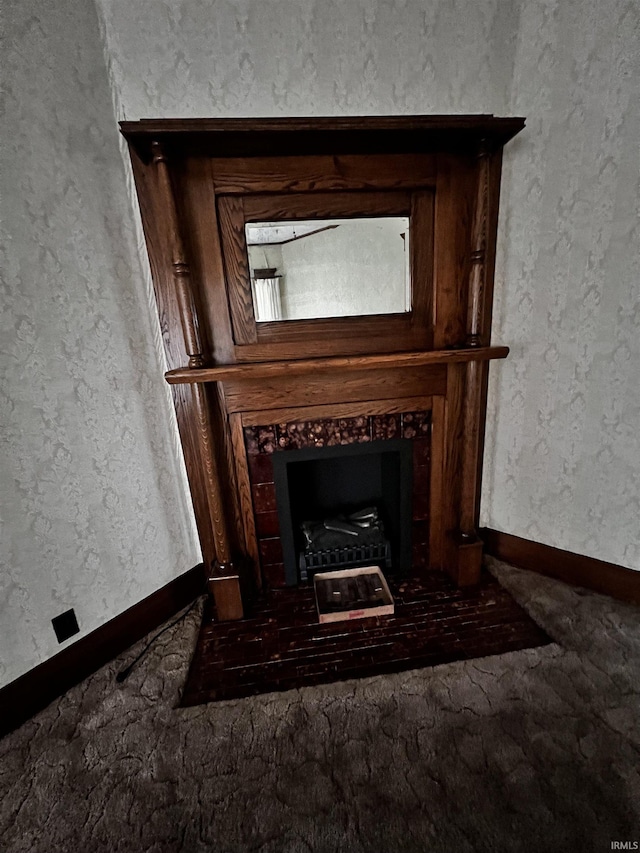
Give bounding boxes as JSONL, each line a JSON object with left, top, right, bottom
{"left": 480, "top": 528, "right": 640, "bottom": 606}
{"left": 164, "top": 346, "right": 509, "bottom": 384}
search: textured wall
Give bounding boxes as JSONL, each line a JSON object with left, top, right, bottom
{"left": 0, "top": 0, "right": 200, "bottom": 688}
{"left": 96, "top": 0, "right": 519, "bottom": 119}
{"left": 483, "top": 0, "right": 640, "bottom": 569}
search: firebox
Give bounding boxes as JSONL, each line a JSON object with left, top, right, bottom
{"left": 272, "top": 440, "right": 413, "bottom": 585}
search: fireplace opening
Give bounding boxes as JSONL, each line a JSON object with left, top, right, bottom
{"left": 272, "top": 439, "right": 413, "bottom": 585}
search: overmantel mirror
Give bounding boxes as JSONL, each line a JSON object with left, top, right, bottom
{"left": 245, "top": 215, "right": 411, "bottom": 323}
{"left": 216, "top": 184, "right": 434, "bottom": 358}
{"left": 121, "top": 116, "right": 525, "bottom": 622}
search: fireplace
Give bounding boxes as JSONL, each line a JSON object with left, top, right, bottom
{"left": 273, "top": 439, "right": 412, "bottom": 584}
{"left": 243, "top": 411, "right": 430, "bottom": 588}
{"left": 121, "top": 115, "right": 525, "bottom": 620}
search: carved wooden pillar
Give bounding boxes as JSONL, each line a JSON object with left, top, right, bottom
{"left": 456, "top": 141, "right": 492, "bottom": 584}
{"left": 466, "top": 141, "right": 491, "bottom": 348}
{"left": 152, "top": 141, "right": 243, "bottom": 620}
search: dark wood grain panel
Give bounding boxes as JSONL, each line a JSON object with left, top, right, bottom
{"left": 151, "top": 142, "right": 205, "bottom": 369}
{"left": 120, "top": 115, "right": 526, "bottom": 162}
{"left": 410, "top": 190, "right": 435, "bottom": 343}
{"left": 240, "top": 396, "right": 434, "bottom": 428}
{"left": 433, "top": 153, "right": 475, "bottom": 348}
{"left": 211, "top": 153, "right": 436, "bottom": 194}
{"left": 170, "top": 383, "right": 217, "bottom": 567}
{"left": 249, "top": 321, "right": 431, "bottom": 359}
{"left": 429, "top": 395, "right": 446, "bottom": 570}
{"left": 217, "top": 194, "right": 256, "bottom": 345}
{"left": 460, "top": 358, "right": 483, "bottom": 536}
{"left": 210, "top": 383, "right": 247, "bottom": 558}
{"left": 479, "top": 148, "right": 505, "bottom": 343}
{"left": 242, "top": 190, "right": 411, "bottom": 223}
{"left": 441, "top": 363, "right": 466, "bottom": 581}
{"left": 165, "top": 346, "right": 509, "bottom": 384}
{"left": 474, "top": 359, "right": 491, "bottom": 525}
{"left": 481, "top": 528, "right": 640, "bottom": 606}
{"left": 466, "top": 144, "right": 490, "bottom": 345}
{"left": 228, "top": 413, "right": 260, "bottom": 585}
{"left": 208, "top": 574, "right": 244, "bottom": 621}
{"left": 127, "top": 143, "right": 190, "bottom": 371}
{"left": 191, "top": 383, "right": 232, "bottom": 565}
{"left": 223, "top": 366, "right": 446, "bottom": 414}
{"left": 126, "top": 116, "right": 521, "bottom": 133}
{"left": 177, "top": 157, "right": 235, "bottom": 363}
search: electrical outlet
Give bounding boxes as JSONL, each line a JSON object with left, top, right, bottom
{"left": 52, "top": 609, "right": 79, "bottom": 643}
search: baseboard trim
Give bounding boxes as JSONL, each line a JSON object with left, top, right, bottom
{"left": 0, "top": 563, "right": 206, "bottom": 739}
{"left": 480, "top": 528, "right": 640, "bottom": 606}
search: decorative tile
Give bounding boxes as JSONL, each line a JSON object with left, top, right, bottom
{"left": 244, "top": 425, "right": 277, "bottom": 455}
{"left": 247, "top": 452, "right": 275, "bottom": 486}
{"left": 412, "top": 437, "right": 430, "bottom": 467}
{"left": 411, "top": 519, "right": 430, "bottom": 546}
{"left": 276, "top": 416, "right": 371, "bottom": 449}
{"left": 261, "top": 563, "right": 286, "bottom": 588}
{"left": 412, "top": 471, "right": 430, "bottom": 521}
{"left": 276, "top": 421, "right": 316, "bottom": 450}
{"left": 255, "top": 510, "right": 280, "bottom": 538}
{"left": 258, "top": 537, "right": 284, "bottom": 566}
{"left": 401, "top": 411, "right": 431, "bottom": 440}
{"left": 250, "top": 410, "right": 431, "bottom": 453}
{"left": 372, "top": 414, "right": 400, "bottom": 440}
{"left": 329, "top": 416, "right": 371, "bottom": 446}
{"left": 251, "top": 482, "right": 277, "bottom": 514}
{"left": 411, "top": 542, "right": 430, "bottom": 571}
{"left": 243, "top": 426, "right": 260, "bottom": 455}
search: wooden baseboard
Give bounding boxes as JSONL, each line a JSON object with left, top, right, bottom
{"left": 480, "top": 528, "right": 640, "bottom": 606}
{"left": 0, "top": 563, "right": 206, "bottom": 739}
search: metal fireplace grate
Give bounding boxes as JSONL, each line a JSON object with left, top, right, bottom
{"left": 299, "top": 540, "right": 391, "bottom": 583}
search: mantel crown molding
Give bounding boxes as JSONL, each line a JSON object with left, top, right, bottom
{"left": 120, "top": 114, "right": 526, "bottom": 161}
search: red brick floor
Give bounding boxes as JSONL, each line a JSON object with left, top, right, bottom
{"left": 181, "top": 568, "right": 551, "bottom": 706}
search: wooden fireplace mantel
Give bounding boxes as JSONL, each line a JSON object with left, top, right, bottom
{"left": 164, "top": 346, "right": 509, "bottom": 385}
{"left": 121, "top": 115, "right": 525, "bottom": 622}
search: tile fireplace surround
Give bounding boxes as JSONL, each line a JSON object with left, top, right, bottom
{"left": 243, "top": 411, "right": 431, "bottom": 588}
{"left": 121, "top": 115, "right": 525, "bottom": 668}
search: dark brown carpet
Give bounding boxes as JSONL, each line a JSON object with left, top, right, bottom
{"left": 182, "top": 568, "right": 551, "bottom": 705}
{"left": 2, "top": 560, "right": 639, "bottom": 853}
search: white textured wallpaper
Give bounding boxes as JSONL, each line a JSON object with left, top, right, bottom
{"left": 483, "top": 0, "right": 640, "bottom": 569}
{"left": 2, "top": 0, "right": 638, "bottom": 690}
{"left": 1, "top": 0, "right": 200, "bottom": 689}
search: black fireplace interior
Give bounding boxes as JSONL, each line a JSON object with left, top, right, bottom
{"left": 272, "top": 439, "right": 413, "bottom": 585}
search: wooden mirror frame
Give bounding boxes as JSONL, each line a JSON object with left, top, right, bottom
{"left": 218, "top": 188, "right": 434, "bottom": 354}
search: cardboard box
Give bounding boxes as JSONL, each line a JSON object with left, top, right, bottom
{"left": 314, "top": 565, "right": 394, "bottom": 623}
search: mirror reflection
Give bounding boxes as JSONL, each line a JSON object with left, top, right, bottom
{"left": 245, "top": 217, "right": 411, "bottom": 323}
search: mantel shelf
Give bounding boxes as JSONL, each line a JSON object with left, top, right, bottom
{"left": 164, "top": 346, "right": 509, "bottom": 385}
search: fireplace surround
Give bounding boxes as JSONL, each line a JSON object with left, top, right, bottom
{"left": 121, "top": 115, "right": 525, "bottom": 622}
{"left": 274, "top": 442, "right": 409, "bottom": 585}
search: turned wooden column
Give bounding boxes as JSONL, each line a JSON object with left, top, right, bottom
{"left": 152, "top": 141, "right": 243, "bottom": 620}
{"left": 456, "top": 141, "right": 492, "bottom": 584}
